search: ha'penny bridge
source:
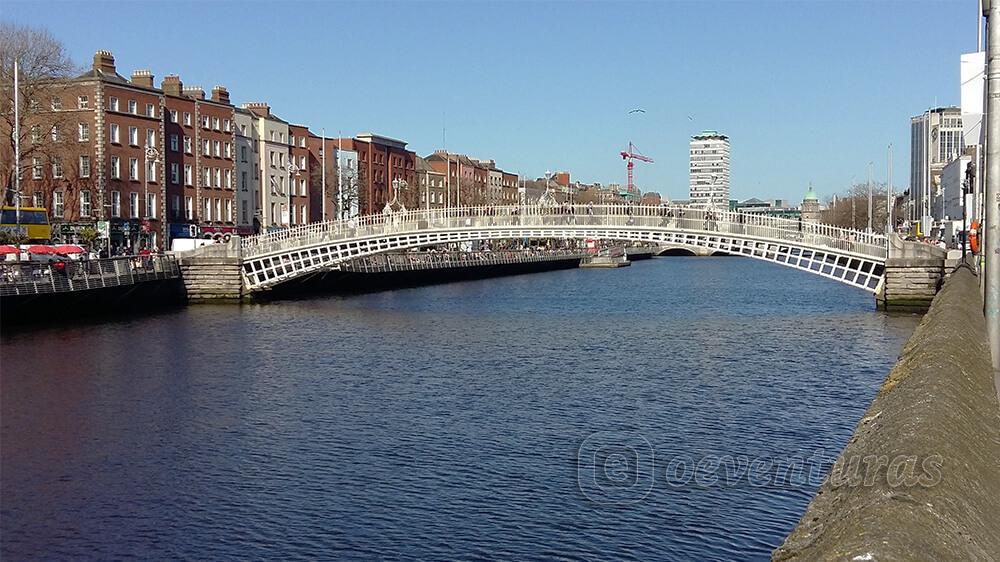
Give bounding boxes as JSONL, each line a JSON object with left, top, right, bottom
{"left": 237, "top": 204, "right": 893, "bottom": 294}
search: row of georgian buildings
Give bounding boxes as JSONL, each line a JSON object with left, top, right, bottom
{"left": 16, "top": 50, "right": 525, "bottom": 251}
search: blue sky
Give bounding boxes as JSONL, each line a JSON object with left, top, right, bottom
{"left": 4, "top": 0, "right": 977, "bottom": 202}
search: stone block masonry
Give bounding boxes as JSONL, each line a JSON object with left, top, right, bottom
{"left": 176, "top": 238, "right": 245, "bottom": 301}
{"left": 877, "top": 258, "right": 944, "bottom": 311}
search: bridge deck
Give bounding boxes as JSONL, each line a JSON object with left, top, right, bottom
{"left": 239, "top": 205, "right": 888, "bottom": 293}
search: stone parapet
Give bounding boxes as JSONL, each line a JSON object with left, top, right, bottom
{"left": 775, "top": 267, "right": 1000, "bottom": 560}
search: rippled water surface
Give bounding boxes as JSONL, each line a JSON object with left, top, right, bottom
{"left": 1, "top": 257, "right": 921, "bottom": 561}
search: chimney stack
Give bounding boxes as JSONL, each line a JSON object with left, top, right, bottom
{"left": 130, "top": 69, "right": 154, "bottom": 88}
{"left": 183, "top": 86, "right": 205, "bottom": 100}
{"left": 92, "top": 50, "right": 116, "bottom": 75}
{"left": 242, "top": 102, "right": 270, "bottom": 117}
{"left": 161, "top": 75, "right": 183, "bottom": 97}
{"left": 211, "top": 85, "right": 230, "bottom": 105}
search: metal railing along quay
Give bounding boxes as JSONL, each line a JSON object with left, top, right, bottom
{"left": 242, "top": 204, "right": 888, "bottom": 262}
{"left": 339, "top": 249, "right": 587, "bottom": 274}
{"left": 0, "top": 255, "right": 180, "bottom": 297}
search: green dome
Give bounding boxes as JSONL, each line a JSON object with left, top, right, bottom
{"left": 804, "top": 185, "right": 818, "bottom": 201}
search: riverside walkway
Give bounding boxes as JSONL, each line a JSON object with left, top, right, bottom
{"left": 0, "top": 255, "right": 180, "bottom": 297}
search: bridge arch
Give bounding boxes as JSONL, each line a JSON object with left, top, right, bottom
{"left": 240, "top": 205, "right": 887, "bottom": 294}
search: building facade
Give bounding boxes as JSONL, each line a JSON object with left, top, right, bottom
{"left": 234, "top": 108, "right": 260, "bottom": 232}
{"left": 909, "top": 107, "right": 963, "bottom": 221}
{"left": 688, "top": 130, "right": 730, "bottom": 209}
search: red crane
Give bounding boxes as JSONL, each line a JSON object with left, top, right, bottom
{"left": 620, "top": 141, "right": 653, "bottom": 194}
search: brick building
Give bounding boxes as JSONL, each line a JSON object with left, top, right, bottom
{"left": 335, "top": 133, "right": 416, "bottom": 213}
{"left": 15, "top": 50, "right": 241, "bottom": 250}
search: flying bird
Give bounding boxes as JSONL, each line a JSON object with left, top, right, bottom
{"left": 627, "top": 108, "right": 646, "bottom": 114}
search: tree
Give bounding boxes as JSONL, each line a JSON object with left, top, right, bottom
{"left": 0, "top": 22, "right": 78, "bottom": 204}
{"left": 822, "top": 181, "right": 891, "bottom": 233}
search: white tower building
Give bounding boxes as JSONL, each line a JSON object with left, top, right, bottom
{"left": 689, "top": 130, "right": 730, "bottom": 208}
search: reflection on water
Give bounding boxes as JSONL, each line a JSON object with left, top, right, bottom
{"left": 1, "top": 257, "right": 920, "bottom": 560}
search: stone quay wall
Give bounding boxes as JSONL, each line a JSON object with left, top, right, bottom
{"left": 774, "top": 266, "right": 1000, "bottom": 561}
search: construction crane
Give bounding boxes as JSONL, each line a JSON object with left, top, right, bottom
{"left": 620, "top": 141, "right": 653, "bottom": 194}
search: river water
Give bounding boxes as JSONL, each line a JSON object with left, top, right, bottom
{"left": 1, "top": 257, "right": 921, "bottom": 561}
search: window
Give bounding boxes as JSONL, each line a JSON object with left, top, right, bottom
{"left": 78, "top": 123, "right": 89, "bottom": 142}
{"left": 289, "top": 135, "right": 295, "bottom": 146}
{"left": 269, "top": 151, "right": 276, "bottom": 167}
{"left": 212, "top": 117, "right": 220, "bottom": 130}
{"left": 214, "top": 168, "right": 221, "bottom": 187}
{"left": 79, "top": 155, "right": 90, "bottom": 178}
{"left": 110, "top": 123, "right": 120, "bottom": 143}
{"left": 80, "top": 190, "right": 92, "bottom": 217}
{"left": 51, "top": 97, "right": 62, "bottom": 110}
{"left": 51, "top": 126, "right": 61, "bottom": 142}
{"left": 111, "top": 156, "right": 121, "bottom": 179}
{"left": 223, "top": 119, "right": 231, "bottom": 132}
{"left": 32, "top": 192, "right": 43, "bottom": 207}
{"left": 171, "top": 195, "right": 180, "bottom": 219}
{"left": 225, "top": 169, "right": 232, "bottom": 189}
{"left": 270, "top": 202, "right": 276, "bottom": 223}
{"left": 130, "top": 192, "right": 139, "bottom": 218}
{"left": 145, "top": 103, "right": 155, "bottom": 117}
{"left": 299, "top": 155, "right": 305, "bottom": 169}
{"left": 109, "top": 97, "right": 119, "bottom": 111}
{"left": 31, "top": 157, "right": 42, "bottom": 179}
{"left": 203, "top": 168, "right": 210, "bottom": 186}
{"left": 170, "top": 134, "right": 179, "bottom": 152}
{"left": 128, "top": 126, "right": 138, "bottom": 146}
{"left": 53, "top": 191, "right": 64, "bottom": 218}
{"left": 129, "top": 157, "right": 138, "bottom": 180}
{"left": 146, "top": 193, "right": 156, "bottom": 218}
{"left": 203, "top": 198, "right": 211, "bottom": 221}
{"left": 213, "top": 140, "right": 221, "bottom": 157}
{"left": 202, "top": 115, "right": 210, "bottom": 129}
{"left": 185, "top": 196, "right": 193, "bottom": 219}
{"left": 269, "top": 131, "right": 276, "bottom": 141}
{"left": 225, "top": 199, "right": 233, "bottom": 222}
{"left": 299, "top": 137, "right": 306, "bottom": 148}
{"left": 241, "top": 171, "right": 247, "bottom": 191}
{"left": 29, "top": 98, "right": 40, "bottom": 112}
{"left": 241, "top": 200, "right": 248, "bottom": 223}
{"left": 147, "top": 159, "right": 157, "bottom": 182}
{"left": 184, "top": 164, "right": 192, "bottom": 185}
{"left": 300, "top": 178, "right": 306, "bottom": 196}
{"left": 183, "top": 112, "right": 191, "bottom": 126}
{"left": 170, "top": 110, "right": 178, "bottom": 123}
{"left": 241, "top": 146, "right": 247, "bottom": 162}
{"left": 78, "top": 95, "right": 89, "bottom": 109}
{"left": 128, "top": 100, "right": 137, "bottom": 114}
{"left": 202, "top": 139, "right": 210, "bottom": 156}
{"left": 170, "top": 163, "right": 179, "bottom": 184}
{"left": 184, "top": 136, "right": 192, "bottom": 153}
{"left": 224, "top": 142, "right": 232, "bottom": 159}
{"left": 111, "top": 191, "right": 121, "bottom": 217}
{"left": 52, "top": 158, "right": 63, "bottom": 178}
{"left": 31, "top": 125, "right": 41, "bottom": 144}
{"left": 146, "top": 129, "right": 156, "bottom": 148}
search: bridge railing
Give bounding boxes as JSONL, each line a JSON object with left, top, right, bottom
{"left": 0, "top": 255, "right": 180, "bottom": 297}
{"left": 242, "top": 205, "right": 887, "bottom": 261}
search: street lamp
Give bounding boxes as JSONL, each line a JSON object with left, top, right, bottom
{"left": 287, "top": 160, "right": 300, "bottom": 227}
{"left": 143, "top": 146, "right": 159, "bottom": 219}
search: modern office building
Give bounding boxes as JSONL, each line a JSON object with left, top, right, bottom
{"left": 688, "top": 130, "right": 730, "bottom": 208}
{"left": 909, "top": 107, "right": 963, "bottom": 221}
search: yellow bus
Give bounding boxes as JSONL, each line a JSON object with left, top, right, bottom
{"left": 0, "top": 206, "right": 52, "bottom": 242}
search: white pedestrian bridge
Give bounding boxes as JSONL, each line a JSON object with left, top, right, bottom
{"left": 240, "top": 205, "right": 888, "bottom": 293}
